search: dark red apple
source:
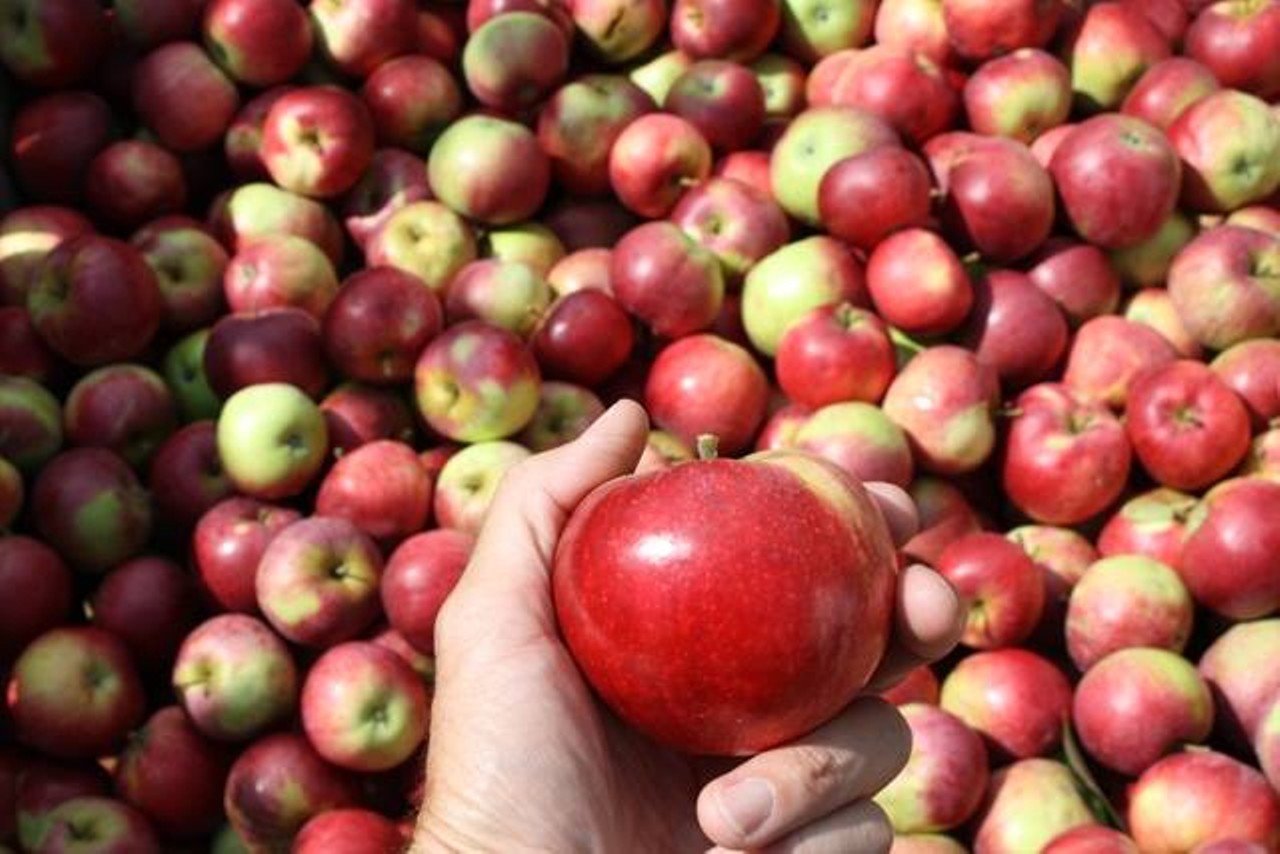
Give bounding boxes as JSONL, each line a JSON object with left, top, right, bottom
{"left": 670, "top": 0, "right": 779, "bottom": 60}
{"left": 131, "top": 41, "right": 239, "bottom": 153}
{"left": 0, "top": 306, "right": 60, "bottom": 382}
{"left": 32, "top": 448, "right": 152, "bottom": 573}
{"left": 0, "top": 536, "right": 72, "bottom": 661}
{"left": 147, "top": 421, "right": 233, "bottom": 531}
{"left": 611, "top": 221, "right": 724, "bottom": 339}
{"left": 665, "top": 60, "right": 766, "bottom": 152}
{"left": 0, "top": 0, "right": 109, "bottom": 88}
{"left": 7, "top": 93, "right": 113, "bottom": 205}
{"left": 90, "top": 557, "right": 197, "bottom": 674}
{"left": 321, "top": 382, "right": 416, "bottom": 456}
{"left": 204, "top": 308, "right": 330, "bottom": 401}
{"left": 961, "top": 269, "right": 1068, "bottom": 388}
{"left": 131, "top": 215, "right": 230, "bottom": 333}
{"left": 532, "top": 289, "right": 634, "bottom": 388}
{"left": 360, "top": 55, "right": 461, "bottom": 154}
{"left": 64, "top": 364, "right": 177, "bottom": 469}
{"left": 818, "top": 146, "right": 932, "bottom": 253}
{"left": 1027, "top": 238, "right": 1122, "bottom": 326}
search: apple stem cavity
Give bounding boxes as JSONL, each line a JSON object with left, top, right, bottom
{"left": 695, "top": 434, "right": 720, "bottom": 460}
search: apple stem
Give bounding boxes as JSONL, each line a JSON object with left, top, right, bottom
{"left": 695, "top": 434, "right": 720, "bottom": 460}
{"left": 889, "top": 327, "right": 927, "bottom": 363}
{"left": 997, "top": 405, "right": 1024, "bottom": 419}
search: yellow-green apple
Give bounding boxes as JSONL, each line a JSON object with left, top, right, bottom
{"left": 27, "top": 234, "right": 163, "bottom": 367}
{"left": 83, "top": 141, "right": 185, "bottom": 234}
{"left": 321, "top": 382, "right": 415, "bottom": 455}
{"left": 1126, "top": 360, "right": 1251, "bottom": 490}
{"left": 1027, "top": 239, "right": 1121, "bottom": 326}
{"left": 131, "top": 216, "right": 229, "bottom": 333}
{"left": 553, "top": 446, "right": 897, "bottom": 754}
{"left": 294, "top": 809, "right": 409, "bottom": 854}
{"left": 809, "top": 46, "right": 957, "bottom": 146}
{"left": 132, "top": 42, "right": 239, "bottom": 153}
{"left": 202, "top": 0, "right": 312, "bottom": 87}
{"left": 883, "top": 346, "right": 1000, "bottom": 476}
{"left": 193, "top": 496, "right": 300, "bottom": 614}
{"left": 1007, "top": 524, "right": 1097, "bottom": 649}
{"left": 778, "top": 0, "right": 877, "bottom": 62}
{"left": 480, "top": 221, "right": 566, "bottom": 276}
{"left": 260, "top": 86, "right": 375, "bottom": 200}
{"left": 216, "top": 382, "right": 329, "bottom": 500}
{"left": 323, "top": 267, "right": 443, "bottom": 385}
{"left": 32, "top": 448, "right": 152, "bottom": 572}
{"left": 0, "top": 306, "right": 60, "bottom": 382}
{"left": 769, "top": 106, "right": 897, "bottom": 225}
{"left": 1185, "top": 0, "right": 1280, "bottom": 100}
{"left": 428, "top": 115, "right": 549, "bottom": 226}
{"left": 433, "top": 440, "right": 531, "bottom": 534}
{"left": 1044, "top": 826, "right": 1140, "bottom": 854}
{"left": 902, "top": 477, "right": 982, "bottom": 567}
{"left": 607, "top": 113, "right": 712, "bottom": 218}
{"left": 7, "top": 627, "right": 145, "bottom": 760}
{"left": 936, "top": 532, "right": 1044, "bottom": 649}
{"left": 665, "top": 60, "right": 766, "bottom": 152}
{"left": 875, "top": 703, "right": 988, "bottom": 834}
{"left": 569, "top": 0, "right": 665, "bottom": 63}
{"left": 300, "top": 641, "right": 429, "bottom": 772}
{"left": 818, "top": 147, "right": 932, "bottom": 253}
{"left": 1067, "top": 553, "right": 1194, "bottom": 672}
{"left": 645, "top": 334, "right": 768, "bottom": 456}
{"left": 519, "top": 381, "right": 605, "bottom": 451}
{"left": 942, "top": 0, "right": 1063, "bottom": 61}
{"left": 1067, "top": 2, "right": 1171, "bottom": 112}
{"left": 1097, "top": 487, "right": 1196, "bottom": 570}
{"left": 1050, "top": 114, "right": 1182, "bottom": 249}
{"left": 0, "top": 0, "right": 109, "bottom": 88}
{"left": 381, "top": 529, "right": 474, "bottom": 654}
{"left": 115, "top": 706, "right": 231, "bottom": 839}
{"left": 366, "top": 200, "right": 475, "bottom": 294}
{"left": 0, "top": 455, "right": 20, "bottom": 528}
{"left": 209, "top": 182, "right": 344, "bottom": 266}
{"left": 1121, "top": 57, "right": 1220, "bottom": 130}
{"left": 1074, "top": 647, "right": 1213, "bottom": 776}
{"left": 360, "top": 56, "right": 461, "bottom": 154}
{"left": 463, "top": 12, "right": 568, "bottom": 111}
{"left": 1168, "top": 225, "right": 1280, "bottom": 351}
{"left": 0, "top": 375, "right": 62, "bottom": 473}
{"left": 340, "top": 149, "right": 432, "bottom": 250}
{"left": 308, "top": 0, "right": 416, "bottom": 78}
{"left": 941, "top": 648, "right": 1072, "bottom": 759}
{"left": 1062, "top": 315, "right": 1177, "bottom": 408}
{"left": 0, "top": 206, "right": 92, "bottom": 306}
{"left": 1211, "top": 339, "right": 1280, "bottom": 429}
{"left": 611, "top": 221, "right": 724, "bottom": 338}
{"left": 316, "top": 440, "right": 432, "bottom": 543}
{"left": 89, "top": 556, "right": 196, "bottom": 674}
{"left": 224, "top": 87, "right": 295, "bottom": 182}
{"left": 205, "top": 308, "right": 330, "bottom": 400}
{"left": 1171, "top": 90, "right": 1280, "bottom": 213}
{"left": 223, "top": 732, "right": 360, "bottom": 851}
{"left": 532, "top": 289, "right": 634, "bottom": 387}
{"left": 414, "top": 320, "right": 540, "bottom": 443}
{"left": 962, "top": 269, "right": 1068, "bottom": 387}
{"left": 742, "top": 235, "right": 869, "bottom": 356}
{"left": 874, "top": 0, "right": 954, "bottom": 67}
{"left": 1128, "top": 750, "right": 1280, "bottom": 851}
{"left": 963, "top": 49, "right": 1071, "bottom": 143}
{"left": 0, "top": 536, "right": 71, "bottom": 660}
{"left": 629, "top": 49, "right": 694, "bottom": 105}
{"left": 671, "top": 0, "right": 779, "bottom": 60}
{"left": 1182, "top": 477, "right": 1280, "bottom": 619}
{"left": 537, "top": 75, "right": 655, "bottom": 195}
{"left": 6, "top": 93, "right": 112, "bottom": 204}
{"left": 445, "top": 259, "right": 552, "bottom": 338}
{"left": 1125, "top": 287, "right": 1202, "bottom": 358}
{"left": 793, "top": 401, "right": 913, "bottom": 487}
{"left": 148, "top": 421, "right": 232, "bottom": 530}
{"left": 172, "top": 614, "right": 298, "bottom": 741}
{"left": 164, "top": 329, "right": 220, "bottom": 422}
{"left": 64, "top": 364, "right": 177, "bottom": 469}
{"left": 30, "top": 797, "right": 160, "bottom": 853}
{"left": 972, "top": 758, "right": 1096, "bottom": 853}
{"left": 256, "top": 516, "right": 383, "bottom": 648}
{"left": 776, "top": 303, "right": 895, "bottom": 408}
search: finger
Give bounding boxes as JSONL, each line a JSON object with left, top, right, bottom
{"left": 707, "top": 799, "right": 894, "bottom": 854}
{"left": 864, "top": 482, "right": 919, "bottom": 548}
{"left": 697, "top": 698, "right": 910, "bottom": 851}
{"left": 866, "top": 565, "right": 965, "bottom": 692}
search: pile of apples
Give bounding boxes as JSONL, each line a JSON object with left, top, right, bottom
{"left": 2, "top": 0, "right": 1280, "bottom": 850}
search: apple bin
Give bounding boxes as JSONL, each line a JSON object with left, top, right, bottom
{"left": 3, "top": 0, "right": 1280, "bottom": 851}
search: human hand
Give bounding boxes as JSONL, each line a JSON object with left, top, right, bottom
{"left": 412, "top": 400, "right": 964, "bottom": 854}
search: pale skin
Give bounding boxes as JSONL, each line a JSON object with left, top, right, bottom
{"left": 412, "top": 400, "right": 965, "bottom": 853}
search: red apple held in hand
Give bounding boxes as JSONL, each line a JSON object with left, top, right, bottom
{"left": 294, "top": 808, "right": 409, "bottom": 854}
{"left": 84, "top": 141, "right": 187, "bottom": 234}
{"left": 818, "top": 147, "right": 932, "bottom": 254}
{"left": 223, "top": 234, "right": 340, "bottom": 320}
{"left": 91, "top": 556, "right": 197, "bottom": 674}
{"left": 1184, "top": 0, "right": 1280, "bottom": 100}
{"left": 1121, "top": 57, "right": 1220, "bottom": 131}
{"left": 0, "top": 536, "right": 72, "bottom": 661}
{"left": 301, "top": 641, "right": 429, "bottom": 772}
{"left": 34, "top": 797, "right": 160, "bottom": 854}
{"left": 1128, "top": 751, "right": 1280, "bottom": 852}
{"left": 1126, "top": 360, "right": 1251, "bottom": 492}
{"left": 1002, "top": 382, "right": 1131, "bottom": 525}
{"left": 671, "top": 0, "right": 780, "bottom": 60}
{"left": 115, "top": 706, "right": 231, "bottom": 839}
{"left": 1063, "top": 315, "right": 1177, "bottom": 409}
{"left": 26, "top": 234, "right": 163, "bottom": 368}
{"left": 261, "top": 86, "right": 376, "bottom": 200}
{"left": 940, "top": 648, "right": 1072, "bottom": 760}
{"left": 0, "top": 0, "right": 109, "bottom": 88}
{"left": 202, "top": 0, "right": 313, "bottom": 87}
{"left": 554, "top": 446, "right": 898, "bottom": 754}
{"left": 428, "top": 115, "right": 550, "bottom": 226}
{"left": 608, "top": 113, "right": 713, "bottom": 218}
{"left": 1074, "top": 648, "right": 1214, "bottom": 776}
{"left": 971, "top": 759, "right": 1097, "bottom": 854}
{"left": 308, "top": 0, "right": 416, "bottom": 78}
{"left": 323, "top": 267, "right": 443, "bottom": 385}
{"left": 645, "top": 334, "right": 769, "bottom": 457}
{"left": 532, "top": 289, "right": 635, "bottom": 387}
{"left": 463, "top": 12, "right": 569, "bottom": 112}
{"left": 776, "top": 303, "right": 895, "bottom": 409}
{"left": 382, "top": 529, "right": 474, "bottom": 654}
{"left": 32, "top": 448, "right": 152, "bottom": 573}
{"left": 7, "top": 627, "right": 145, "bottom": 760}
{"left": 172, "top": 614, "right": 298, "bottom": 742}
{"left": 941, "top": 0, "right": 1062, "bottom": 61}
{"left": 1180, "top": 477, "right": 1280, "bottom": 620}
{"left": 132, "top": 42, "right": 239, "bottom": 153}
{"left": 866, "top": 229, "right": 973, "bottom": 337}
{"left": 963, "top": 48, "right": 1072, "bottom": 143}
{"left": 936, "top": 532, "right": 1044, "bottom": 650}
{"left": 223, "top": 732, "right": 360, "bottom": 852}
{"left": 611, "top": 221, "right": 724, "bottom": 339}
{"left": 874, "top": 703, "right": 989, "bottom": 834}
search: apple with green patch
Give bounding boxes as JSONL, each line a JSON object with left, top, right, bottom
{"left": 433, "top": 440, "right": 532, "bottom": 534}
{"left": 875, "top": 703, "right": 988, "bottom": 834}
{"left": 0, "top": 375, "right": 62, "bottom": 473}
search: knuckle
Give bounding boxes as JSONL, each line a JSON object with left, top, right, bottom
{"left": 789, "top": 744, "right": 844, "bottom": 798}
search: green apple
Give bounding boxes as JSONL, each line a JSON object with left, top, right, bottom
{"left": 629, "top": 49, "right": 693, "bottom": 105}
{"left": 366, "top": 200, "right": 476, "bottom": 294}
{"left": 742, "top": 236, "right": 868, "bottom": 355}
{"left": 215, "top": 383, "right": 328, "bottom": 500}
{"left": 434, "top": 440, "right": 531, "bottom": 534}
{"left": 164, "top": 328, "right": 221, "bottom": 422}
{"left": 480, "top": 221, "right": 566, "bottom": 277}
{"left": 779, "top": 0, "right": 877, "bottom": 62}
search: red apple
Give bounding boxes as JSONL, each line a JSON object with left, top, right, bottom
{"left": 322, "top": 267, "right": 442, "bottom": 386}
{"left": 444, "top": 258, "right": 552, "bottom": 338}
{"left": 91, "top": 556, "right": 196, "bottom": 674}
{"left": 776, "top": 303, "right": 895, "bottom": 409}
{"left": 536, "top": 74, "right": 654, "bottom": 197}
{"left": 0, "top": 206, "right": 93, "bottom": 306}
{"left": 754, "top": 403, "right": 811, "bottom": 452}
{"left": 32, "top": 448, "right": 152, "bottom": 573}
{"left": 818, "top": 147, "right": 932, "bottom": 253}
{"left": 963, "top": 48, "right": 1072, "bottom": 143}
{"left": 670, "top": 0, "right": 779, "bottom": 60}
{"left": 1211, "top": 338, "right": 1280, "bottom": 430}
{"left": 940, "top": 648, "right": 1072, "bottom": 760}
{"left": 0, "top": 536, "right": 72, "bottom": 661}
{"left": 321, "top": 382, "right": 416, "bottom": 455}
{"left": 1026, "top": 239, "right": 1121, "bottom": 327}
{"left": 1184, "top": 0, "right": 1280, "bottom": 100}
{"left": 462, "top": 11, "right": 569, "bottom": 112}
{"left": 1199, "top": 619, "right": 1280, "bottom": 748}
{"left": 223, "top": 234, "right": 340, "bottom": 321}
{"left": 936, "top": 532, "right": 1044, "bottom": 650}
{"left": 294, "top": 808, "right": 408, "bottom": 854}
{"left": 532, "top": 289, "right": 634, "bottom": 387}
{"left": 665, "top": 60, "right": 766, "bottom": 153}
{"left": 670, "top": 176, "right": 789, "bottom": 282}
{"left": 874, "top": 0, "right": 954, "bottom": 67}
{"left": 1044, "top": 826, "right": 1140, "bottom": 854}
{"left": 132, "top": 42, "right": 239, "bottom": 153}
{"left": 874, "top": 703, "right": 989, "bottom": 834}
{"left": 962, "top": 269, "right": 1068, "bottom": 388}
{"left": 204, "top": 308, "right": 330, "bottom": 401}
{"left": 902, "top": 477, "right": 983, "bottom": 568}
{"left": 941, "top": 0, "right": 1062, "bottom": 61}
{"left": 608, "top": 113, "right": 713, "bottom": 218}
{"left": 1097, "top": 487, "right": 1195, "bottom": 571}
{"left": 611, "top": 221, "right": 724, "bottom": 339}
{"left": 83, "top": 141, "right": 186, "bottom": 234}
{"left": 543, "top": 197, "right": 638, "bottom": 251}
{"left": 809, "top": 45, "right": 957, "bottom": 146}
{"left": 360, "top": 56, "right": 461, "bottom": 154}
{"left": 0, "top": 375, "right": 63, "bottom": 474}
{"left": 7, "top": 93, "right": 113, "bottom": 206}
{"left": 223, "top": 87, "right": 297, "bottom": 182}
{"left": 866, "top": 228, "right": 973, "bottom": 337}
{"left": 64, "top": 364, "right": 176, "bottom": 469}
{"left": 1180, "top": 476, "right": 1280, "bottom": 620}
{"left": 131, "top": 215, "right": 230, "bottom": 332}
{"left": 793, "top": 401, "right": 913, "bottom": 487}
{"left": 381, "top": 529, "right": 474, "bottom": 655}
{"left": 1121, "top": 57, "right": 1220, "bottom": 130}
{"left": 261, "top": 86, "right": 375, "bottom": 200}
{"left": 0, "top": 0, "right": 109, "bottom": 88}
{"left": 193, "top": 496, "right": 299, "bottom": 614}
{"left": 202, "top": 0, "right": 312, "bottom": 87}
{"left": 1062, "top": 314, "right": 1177, "bottom": 409}
{"left": 316, "top": 440, "right": 431, "bottom": 543}
{"left": 1170, "top": 90, "right": 1280, "bottom": 214}
{"left": 0, "top": 306, "right": 60, "bottom": 382}
{"left": 712, "top": 149, "right": 773, "bottom": 196}
{"left": 427, "top": 115, "right": 550, "bottom": 226}
{"left": 209, "top": 181, "right": 344, "bottom": 266}
{"left": 1168, "top": 225, "right": 1280, "bottom": 352}
{"left": 1068, "top": 1, "right": 1171, "bottom": 112}
{"left": 1007, "top": 524, "right": 1097, "bottom": 649}
{"left": 148, "top": 421, "right": 232, "bottom": 531}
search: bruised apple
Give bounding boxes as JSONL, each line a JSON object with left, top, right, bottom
{"left": 553, "top": 448, "right": 897, "bottom": 755}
